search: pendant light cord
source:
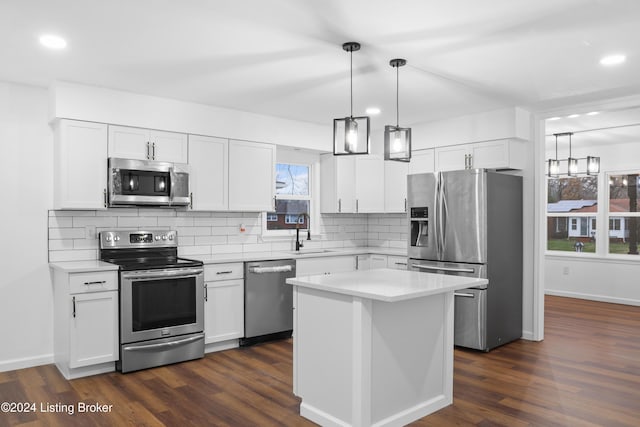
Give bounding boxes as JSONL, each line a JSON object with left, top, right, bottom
{"left": 396, "top": 65, "right": 400, "bottom": 127}
{"left": 350, "top": 49, "right": 353, "bottom": 118}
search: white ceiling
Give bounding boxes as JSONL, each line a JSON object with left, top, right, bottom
{"left": 2, "top": 0, "right": 640, "bottom": 128}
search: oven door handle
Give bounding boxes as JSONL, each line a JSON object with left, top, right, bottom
{"left": 122, "top": 333, "right": 204, "bottom": 352}
{"left": 121, "top": 267, "right": 204, "bottom": 280}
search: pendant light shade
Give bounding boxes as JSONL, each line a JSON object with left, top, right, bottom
{"left": 384, "top": 58, "right": 411, "bottom": 162}
{"left": 333, "top": 42, "right": 370, "bottom": 156}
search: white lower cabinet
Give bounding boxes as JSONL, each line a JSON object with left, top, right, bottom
{"left": 355, "top": 254, "right": 387, "bottom": 270}
{"left": 296, "top": 256, "right": 356, "bottom": 276}
{"left": 387, "top": 255, "right": 408, "bottom": 270}
{"left": 52, "top": 269, "right": 119, "bottom": 379}
{"left": 203, "top": 263, "right": 244, "bottom": 348}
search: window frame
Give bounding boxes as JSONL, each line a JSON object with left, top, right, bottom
{"left": 606, "top": 170, "right": 640, "bottom": 257}
{"left": 262, "top": 161, "right": 314, "bottom": 237}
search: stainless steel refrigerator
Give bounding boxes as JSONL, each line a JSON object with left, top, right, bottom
{"left": 407, "top": 169, "right": 522, "bottom": 351}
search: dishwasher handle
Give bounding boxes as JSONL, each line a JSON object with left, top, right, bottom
{"left": 249, "top": 265, "right": 293, "bottom": 274}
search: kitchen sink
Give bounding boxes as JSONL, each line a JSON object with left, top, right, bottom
{"left": 286, "top": 249, "right": 335, "bottom": 255}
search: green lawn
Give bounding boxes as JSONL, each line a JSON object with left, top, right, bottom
{"left": 548, "top": 238, "right": 640, "bottom": 254}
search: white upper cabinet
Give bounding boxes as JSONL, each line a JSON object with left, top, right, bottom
{"left": 188, "top": 135, "right": 228, "bottom": 211}
{"left": 320, "top": 155, "right": 355, "bottom": 213}
{"left": 355, "top": 156, "right": 385, "bottom": 213}
{"left": 54, "top": 119, "right": 108, "bottom": 209}
{"left": 408, "top": 149, "right": 435, "bottom": 175}
{"left": 435, "top": 139, "right": 525, "bottom": 172}
{"left": 108, "top": 125, "right": 188, "bottom": 163}
{"left": 228, "top": 140, "right": 276, "bottom": 211}
{"left": 320, "top": 155, "right": 384, "bottom": 213}
{"left": 471, "top": 139, "right": 525, "bottom": 170}
{"left": 384, "top": 161, "right": 409, "bottom": 213}
{"left": 434, "top": 145, "right": 469, "bottom": 171}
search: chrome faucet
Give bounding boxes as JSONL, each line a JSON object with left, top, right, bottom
{"left": 295, "top": 212, "right": 311, "bottom": 251}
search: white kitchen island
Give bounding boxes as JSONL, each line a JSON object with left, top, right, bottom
{"left": 287, "top": 268, "right": 488, "bottom": 427}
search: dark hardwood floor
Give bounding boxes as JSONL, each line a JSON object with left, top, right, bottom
{"left": 1, "top": 295, "right": 639, "bottom": 426}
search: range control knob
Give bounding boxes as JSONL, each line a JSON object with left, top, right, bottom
{"left": 114, "top": 235, "right": 120, "bottom": 241}
{"left": 161, "top": 235, "right": 167, "bottom": 240}
{"left": 168, "top": 234, "right": 174, "bottom": 241}
{"left": 155, "top": 235, "right": 161, "bottom": 241}
{"left": 106, "top": 235, "right": 112, "bottom": 242}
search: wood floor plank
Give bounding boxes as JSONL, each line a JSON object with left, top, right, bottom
{"left": 0, "top": 295, "right": 639, "bottom": 426}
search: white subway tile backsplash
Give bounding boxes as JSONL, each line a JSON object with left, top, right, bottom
{"left": 49, "top": 227, "right": 86, "bottom": 240}
{"left": 118, "top": 216, "right": 158, "bottom": 227}
{"left": 48, "top": 210, "right": 407, "bottom": 262}
{"left": 49, "top": 249, "right": 96, "bottom": 262}
{"left": 73, "top": 216, "right": 118, "bottom": 228}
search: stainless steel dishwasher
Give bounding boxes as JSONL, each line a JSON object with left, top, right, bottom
{"left": 240, "top": 259, "right": 296, "bottom": 346}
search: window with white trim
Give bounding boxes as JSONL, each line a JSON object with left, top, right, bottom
{"left": 607, "top": 173, "right": 640, "bottom": 255}
{"left": 266, "top": 163, "right": 311, "bottom": 231}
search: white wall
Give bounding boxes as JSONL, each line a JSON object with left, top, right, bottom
{"left": 544, "top": 139, "right": 640, "bottom": 305}
{"left": 410, "top": 107, "right": 531, "bottom": 149}
{"left": 51, "top": 81, "right": 331, "bottom": 152}
{"left": 0, "top": 82, "right": 54, "bottom": 370}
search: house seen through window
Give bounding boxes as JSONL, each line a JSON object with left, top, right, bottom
{"left": 266, "top": 163, "right": 311, "bottom": 230}
{"left": 608, "top": 173, "right": 640, "bottom": 255}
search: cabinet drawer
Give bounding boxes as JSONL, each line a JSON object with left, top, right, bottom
{"left": 69, "top": 271, "right": 118, "bottom": 294}
{"left": 204, "top": 263, "right": 244, "bottom": 281}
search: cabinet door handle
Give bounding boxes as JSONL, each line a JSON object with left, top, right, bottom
{"left": 103, "top": 188, "right": 107, "bottom": 208}
{"left": 356, "top": 199, "right": 359, "bottom": 213}
{"left": 152, "top": 142, "right": 156, "bottom": 160}
{"left": 146, "top": 141, "right": 150, "bottom": 160}
{"left": 204, "top": 284, "right": 208, "bottom": 302}
{"left": 72, "top": 296, "right": 76, "bottom": 318}
{"left": 190, "top": 192, "right": 193, "bottom": 209}
{"left": 216, "top": 271, "right": 233, "bottom": 275}
{"left": 83, "top": 280, "right": 106, "bottom": 285}
{"left": 338, "top": 199, "right": 341, "bottom": 213}
{"left": 404, "top": 198, "right": 407, "bottom": 212}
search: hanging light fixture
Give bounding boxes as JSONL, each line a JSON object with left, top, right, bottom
{"left": 333, "top": 42, "right": 370, "bottom": 155}
{"left": 547, "top": 132, "right": 600, "bottom": 178}
{"left": 384, "top": 58, "right": 411, "bottom": 162}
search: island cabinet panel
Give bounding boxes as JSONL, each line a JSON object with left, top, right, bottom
{"left": 293, "top": 285, "right": 454, "bottom": 427}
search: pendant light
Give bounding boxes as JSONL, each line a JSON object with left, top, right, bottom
{"left": 333, "top": 42, "right": 370, "bottom": 156}
{"left": 384, "top": 58, "right": 411, "bottom": 162}
{"left": 547, "top": 132, "right": 600, "bottom": 178}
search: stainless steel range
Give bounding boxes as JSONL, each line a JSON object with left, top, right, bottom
{"left": 99, "top": 230, "right": 204, "bottom": 373}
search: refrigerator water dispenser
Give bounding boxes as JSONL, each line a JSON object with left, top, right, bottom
{"left": 410, "top": 207, "right": 429, "bottom": 247}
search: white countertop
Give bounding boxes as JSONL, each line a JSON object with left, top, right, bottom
{"left": 287, "top": 268, "right": 487, "bottom": 302}
{"left": 49, "top": 260, "right": 120, "bottom": 273}
{"left": 195, "top": 247, "right": 407, "bottom": 264}
{"left": 49, "top": 247, "right": 407, "bottom": 271}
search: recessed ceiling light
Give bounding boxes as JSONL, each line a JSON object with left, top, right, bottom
{"left": 567, "top": 114, "right": 580, "bottom": 118}
{"left": 586, "top": 111, "right": 599, "bottom": 116}
{"left": 39, "top": 34, "right": 67, "bottom": 49}
{"left": 366, "top": 107, "right": 381, "bottom": 115}
{"left": 547, "top": 117, "right": 561, "bottom": 121}
{"left": 600, "top": 54, "right": 626, "bottom": 66}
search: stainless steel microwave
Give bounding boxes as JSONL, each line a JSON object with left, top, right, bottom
{"left": 108, "top": 158, "right": 190, "bottom": 207}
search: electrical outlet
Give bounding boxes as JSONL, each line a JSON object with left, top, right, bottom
{"left": 85, "top": 225, "right": 96, "bottom": 239}
{"left": 562, "top": 266, "right": 570, "bottom": 275}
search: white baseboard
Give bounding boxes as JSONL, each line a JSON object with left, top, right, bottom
{"left": 0, "top": 353, "right": 54, "bottom": 373}
{"left": 545, "top": 290, "right": 640, "bottom": 306}
{"left": 520, "top": 330, "right": 536, "bottom": 341}
{"left": 204, "top": 339, "right": 239, "bottom": 354}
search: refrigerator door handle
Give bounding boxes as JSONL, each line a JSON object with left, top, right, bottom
{"left": 411, "top": 264, "right": 475, "bottom": 274}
